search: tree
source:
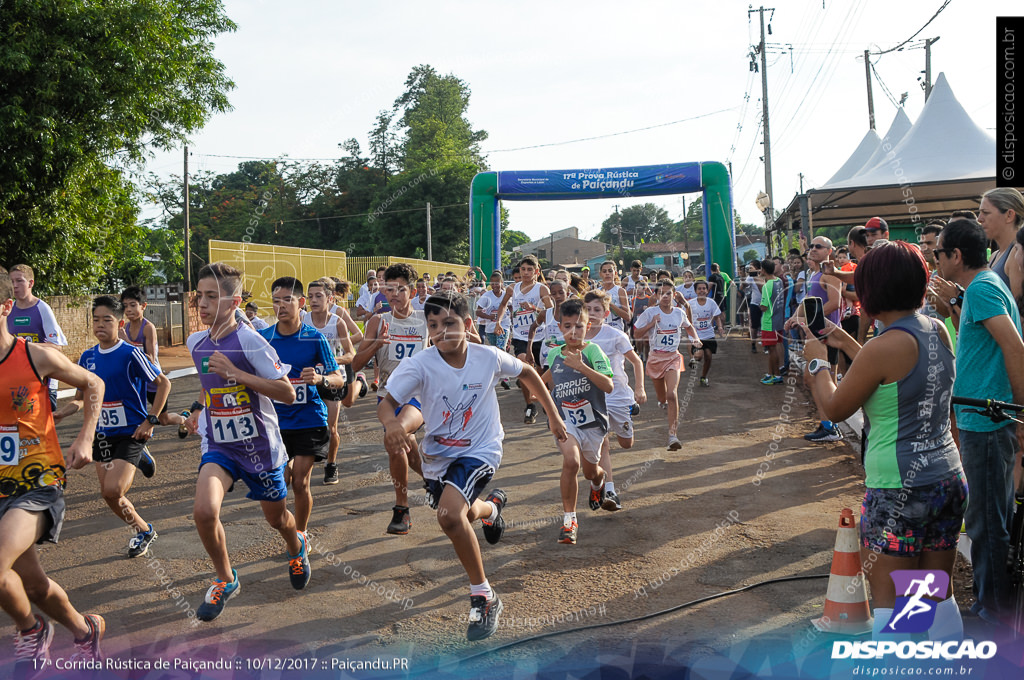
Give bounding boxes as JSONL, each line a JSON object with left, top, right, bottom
{"left": 742, "top": 249, "right": 759, "bottom": 264}
{"left": 0, "top": 0, "right": 236, "bottom": 293}
{"left": 597, "top": 204, "right": 673, "bottom": 246}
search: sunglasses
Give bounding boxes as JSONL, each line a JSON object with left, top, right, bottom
{"left": 933, "top": 248, "right": 956, "bottom": 258}
{"left": 809, "top": 243, "right": 829, "bottom": 250}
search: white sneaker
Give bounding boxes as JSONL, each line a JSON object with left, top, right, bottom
{"left": 667, "top": 435, "right": 682, "bottom": 451}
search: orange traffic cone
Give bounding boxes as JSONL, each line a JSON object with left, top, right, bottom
{"left": 812, "top": 507, "right": 872, "bottom": 635}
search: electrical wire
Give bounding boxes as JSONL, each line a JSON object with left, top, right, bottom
{"left": 276, "top": 202, "right": 468, "bottom": 226}
{"left": 872, "top": 0, "right": 951, "bottom": 55}
{"left": 408, "top": 572, "right": 832, "bottom": 674}
{"left": 869, "top": 60, "right": 902, "bottom": 108}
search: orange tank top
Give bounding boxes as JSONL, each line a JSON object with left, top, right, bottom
{"left": 0, "top": 338, "right": 65, "bottom": 496}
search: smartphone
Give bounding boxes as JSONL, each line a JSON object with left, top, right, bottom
{"left": 803, "top": 296, "right": 825, "bottom": 340}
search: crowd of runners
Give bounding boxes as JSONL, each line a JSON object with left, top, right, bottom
{"left": 3, "top": 186, "right": 1024, "bottom": 676}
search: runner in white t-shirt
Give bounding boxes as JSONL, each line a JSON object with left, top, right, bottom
{"left": 634, "top": 281, "right": 702, "bottom": 451}
{"left": 380, "top": 290, "right": 565, "bottom": 641}
{"left": 675, "top": 269, "right": 698, "bottom": 303}
{"left": 687, "top": 281, "right": 724, "bottom": 386}
{"left": 597, "top": 260, "right": 631, "bottom": 331}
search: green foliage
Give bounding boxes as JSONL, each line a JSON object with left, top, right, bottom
{"left": 742, "top": 249, "right": 759, "bottom": 264}
{"left": 0, "top": 0, "right": 235, "bottom": 293}
{"left": 597, "top": 204, "right": 673, "bottom": 246}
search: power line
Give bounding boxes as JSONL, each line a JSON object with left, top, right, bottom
{"left": 276, "top": 202, "right": 467, "bottom": 226}
{"left": 869, "top": 60, "right": 902, "bottom": 108}
{"left": 872, "top": 0, "right": 951, "bottom": 55}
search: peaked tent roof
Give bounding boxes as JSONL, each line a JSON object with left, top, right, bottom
{"left": 772, "top": 73, "right": 995, "bottom": 230}
{"left": 824, "top": 128, "right": 881, "bottom": 186}
{"left": 840, "top": 107, "right": 913, "bottom": 184}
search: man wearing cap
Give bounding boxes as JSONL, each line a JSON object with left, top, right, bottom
{"left": 864, "top": 217, "right": 889, "bottom": 248}
{"left": 580, "top": 267, "right": 596, "bottom": 289}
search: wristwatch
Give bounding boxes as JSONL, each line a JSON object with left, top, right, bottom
{"left": 950, "top": 285, "right": 965, "bottom": 308}
{"left": 808, "top": 358, "right": 830, "bottom": 375}
{"left": 320, "top": 374, "right": 330, "bottom": 388}
{"left": 146, "top": 414, "right": 160, "bottom": 426}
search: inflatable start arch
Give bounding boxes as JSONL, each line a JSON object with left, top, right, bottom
{"left": 469, "top": 161, "right": 735, "bottom": 278}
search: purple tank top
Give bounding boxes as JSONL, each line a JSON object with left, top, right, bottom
{"left": 191, "top": 329, "right": 285, "bottom": 472}
{"left": 6, "top": 301, "right": 44, "bottom": 342}
{"left": 808, "top": 271, "right": 842, "bottom": 324}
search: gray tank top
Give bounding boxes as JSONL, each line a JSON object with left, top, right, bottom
{"left": 862, "top": 313, "right": 962, "bottom": 488}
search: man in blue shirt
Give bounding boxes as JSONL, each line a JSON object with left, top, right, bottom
{"left": 54, "top": 296, "right": 170, "bottom": 558}
{"left": 936, "top": 218, "right": 1024, "bottom": 626}
{"left": 259, "top": 277, "right": 342, "bottom": 548}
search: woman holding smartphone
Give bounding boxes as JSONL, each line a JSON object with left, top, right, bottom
{"left": 801, "top": 241, "right": 967, "bottom": 642}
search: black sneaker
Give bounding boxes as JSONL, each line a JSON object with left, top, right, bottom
{"left": 196, "top": 570, "right": 240, "bottom": 621}
{"left": 137, "top": 447, "right": 156, "bottom": 478}
{"left": 323, "top": 463, "right": 339, "bottom": 485}
{"left": 355, "top": 372, "right": 369, "bottom": 398}
{"left": 803, "top": 424, "right": 826, "bottom": 441}
{"left": 127, "top": 523, "right": 157, "bottom": 558}
{"left": 13, "top": 615, "right": 53, "bottom": 680}
{"left": 466, "top": 590, "right": 504, "bottom": 641}
{"left": 69, "top": 614, "right": 104, "bottom": 663}
{"left": 806, "top": 425, "right": 843, "bottom": 443}
{"left": 524, "top": 404, "right": 537, "bottom": 424}
{"left": 386, "top": 505, "right": 410, "bottom": 535}
{"left": 601, "top": 489, "right": 622, "bottom": 512}
{"left": 481, "top": 489, "right": 507, "bottom": 544}
{"left": 588, "top": 484, "right": 604, "bottom": 511}
{"left": 288, "top": 531, "right": 311, "bottom": 590}
{"left": 630, "top": 402, "right": 640, "bottom": 416}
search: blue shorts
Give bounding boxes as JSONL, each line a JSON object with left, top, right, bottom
{"left": 378, "top": 396, "right": 422, "bottom": 418}
{"left": 199, "top": 451, "right": 288, "bottom": 502}
{"left": 423, "top": 456, "right": 495, "bottom": 510}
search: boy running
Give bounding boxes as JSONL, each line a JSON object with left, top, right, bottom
{"left": 120, "top": 286, "right": 186, "bottom": 433}
{"left": 1, "top": 275, "right": 106, "bottom": 671}
{"left": 55, "top": 297, "right": 170, "bottom": 559}
{"left": 584, "top": 290, "right": 647, "bottom": 510}
{"left": 494, "top": 256, "right": 552, "bottom": 424}
{"left": 597, "top": 261, "right": 631, "bottom": 332}
{"left": 352, "top": 263, "right": 429, "bottom": 535}
{"left": 181, "top": 263, "right": 309, "bottom": 622}
{"left": 543, "top": 300, "right": 615, "bottom": 544}
{"left": 688, "top": 281, "right": 724, "bottom": 386}
{"left": 379, "top": 291, "right": 566, "bottom": 640}
{"left": 6, "top": 265, "right": 68, "bottom": 413}
{"left": 303, "top": 278, "right": 361, "bottom": 485}
{"left": 259, "top": 277, "right": 342, "bottom": 534}
{"left": 634, "top": 281, "right": 702, "bottom": 451}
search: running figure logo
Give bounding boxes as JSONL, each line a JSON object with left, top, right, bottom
{"left": 884, "top": 570, "right": 949, "bottom": 633}
{"left": 434, "top": 394, "right": 479, "bottom": 447}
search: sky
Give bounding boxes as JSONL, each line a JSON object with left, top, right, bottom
{"left": 142, "top": 0, "right": 1012, "bottom": 246}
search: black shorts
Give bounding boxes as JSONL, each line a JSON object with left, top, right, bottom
{"left": 691, "top": 339, "right": 718, "bottom": 355}
{"left": 0, "top": 486, "right": 65, "bottom": 544}
{"left": 281, "top": 427, "right": 330, "bottom": 462}
{"left": 145, "top": 390, "right": 169, "bottom": 415}
{"left": 511, "top": 339, "right": 542, "bottom": 365}
{"left": 749, "top": 305, "right": 763, "bottom": 331}
{"left": 840, "top": 316, "right": 860, "bottom": 364}
{"left": 423, "top": 456, "right": 495, "bottom": 510}
{"left": 92, "top": 435, "right": 146, "bottom": 466}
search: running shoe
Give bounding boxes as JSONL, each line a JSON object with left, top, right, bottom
{"left": 601, "top": 489, "right": 622, "bottom": 512}
{"left": 658, "top": 401, "right": 666, "bottom": 410}
{"left": 370, "top": 378, "right": 379, "bottom": 392}
{"left": 68, "top": 614, "right": 104, "bottom": 663}
{"left": 137, "top": 447, "right": 156, "bottom": 479}
{"left": 770, "top": 376, "right": 784, "bottom": 385}
{"left": 355, "top": 372, "right": 369, "bottom": 398}
{"left": 13, "top": 615, "right": 53, "bottom": 680}
{"left": 803, "top": 424, "right": 825, "bottom": 441}
{"left": 481, "top": 489, "right": 507, "bottom": 544}
{"left": 700, "top": 377, "right": 710, "bottom": 387}
{"left": 466, "top": 590, "right": 504, "bottom": 641}
{"left": 323, "top": 463, "right": 339, "bottom": 485}
{"left": 386, "top": 505, "right": 411, "bottom": 535}
{"left": 196, "top": 570, "right": 240, "bottom": 621}
{"left": 630, "top": 402, "right": 640, "bottom": 416}
{"left": 806, "top": 425, "right": 843, "bottom": 443}
{"left": 524, "top": 404, "right": 537, "bottom": 424}
{"left": 288, "top": 532, "right": 311, "bottom": 590}
{"left": 667, "top": 435, "right": 682, "bottom": 451}
{"left": 759, "top": 374, "right": 774, "bottom": 385}
{"left": 588, "top": 484, "right": 605, "bottom": 511}
{"left": 558, "top": 520, "right": 578, "bottom": 545}
{"left": 500, "top": 377, "right": 511, "bottom": 390}
{"left": 127, "top": 523, "right": 157, "bottom": 558}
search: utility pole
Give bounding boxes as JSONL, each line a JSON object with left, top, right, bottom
{"left": 924, "top": 37, "right": 940, "bottom": 100}
{"left": 749, "top": 6, "right": 775, "bottom": 227}
{"left": 613, "top": 204, "right": 623, "bottom": 269}
{"left": 864, "top": 49, "right": 875, "bottom": 129}
{"left": 426, "top": 202, "right": 432, "bottom": 261}
{"left": 183, "top": 145, "right": 191, "bottom": 336}
{"left": 799, "top": 173, "right": 804, "bottom": 194}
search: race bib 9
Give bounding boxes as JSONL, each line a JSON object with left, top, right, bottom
{"left": 0, "top": 425, "right": 19, "bottom": 466}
